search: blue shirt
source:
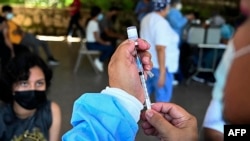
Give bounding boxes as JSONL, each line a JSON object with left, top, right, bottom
{"left": 134, "top": 0, "right": 152, "bottom": 22}
{"left": 221, "top": 24, "right": 234, "bottom": 40}
{"left": 62, "top": 87, "right": 143, "bottom": 141}
{"left": 166, "top": 8, "right": 188, "bottom": 37}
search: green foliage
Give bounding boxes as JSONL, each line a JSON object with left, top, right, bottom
{"left": 80, "top": 0, "right": 135, "bottom": 11}
{"left": 0, "top": 0, "right": 137, "bottom": 10}
{"left": 0, "top": 0, "right": 25, "bottom": 4}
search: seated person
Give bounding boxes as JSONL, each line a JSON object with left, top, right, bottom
{"left": 0, "top": 16, "right": 13, "bottom": 69}
{"left": 99, "top": 6, "right": 125, "bottom": 49}
{"left": 85, "top": 6, "right": 114, "bottom": 72}
{"left": 0, "top": 16, "right": 29, "bottom": 70}
{"left": 0, "top": 52, "right": 61, "bottom": 141}
{"left": 1, "top": 5, "right": 59, "bottom": 65}
{"left": 134, "top": 0, "right": 152, "bottom": 23}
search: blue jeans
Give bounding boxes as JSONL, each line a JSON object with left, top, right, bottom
{"left": 86, "top": 42, "right": 114, "bottom": 62}
{"left": 146, "top": 68, "right": 174, "bottom": 102}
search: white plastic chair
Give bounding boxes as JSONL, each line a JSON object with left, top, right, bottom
{"left": 73, "top": 39, "right": 101, "bottom": 74}
{"left": 205, "top": 27, "right": 221, "bottom": 44}
{"left": 186, "top": 27, "right": 226, "bottom": 84}
{"left": 187, "top": 26, "right": 206, "bottom": 45}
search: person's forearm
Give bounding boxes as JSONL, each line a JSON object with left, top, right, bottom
{"left": 94, "top": 32, "right": 108, "bottom": 45}
{"left": 156, "top": 46, "right": 166, "bottom": 75}
{"left": 4, "top": 29, "right": 14, "bottom": 55}
{"left": 62, "top": 93, "right": 140, "bottom": 141}
{"left": 104, "top": 28, "right": 120, "bottom": 38}
{"left": 5, "top": 38, "right": 13, "bottom": 50}
{"left": 97, "top": 37, "right": 108, "bottom": 45}
{"left": 101, "top": 87, "right": 143, "bottom": 122}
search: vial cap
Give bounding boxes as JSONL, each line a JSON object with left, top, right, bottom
{"left": 127, "top": 26, "right": 138, "bottom": 41}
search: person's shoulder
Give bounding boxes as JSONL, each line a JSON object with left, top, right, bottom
{"left": 50, "top": 101, "right": 61, "bottom": 116}
{"left": 169, "top": 8, "right": 179, "bottom": 13}
{"left": 50, "top": 101, "right": 60, "bottom": 111}
{"left": 39, "top": 101, "right": 60, "bottom": 119}
{"left": 100, "top": 16, "right": 108, "bottom": 24}
{"left": 7, "top": 20, "right": 17, "bottom": 25}
{"left": 233, "top": 20, "right": 250, "bottom": 50}
{"left": 146, "top": 12, "right": 160, "bottom": 20}
{"left": 0, "top": 103, "right": 12, "bottom": 115}
{"left": 89, "top": 20, "right": 98, "bottom": 25}
{"left": 141, "top": 12, "right": 152, "bottom": 24}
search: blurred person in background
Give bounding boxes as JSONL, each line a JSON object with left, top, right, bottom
{"left": 0, "top": 16, "right": 30, "bottom": 70}
{"left": 0, "top": 16, "right": 14, "bottom": 69}
{"left": 134, "top": 0, "right": 153, "bottom": 23}
{"left": 166, "top": 0, "right": 194, "bottom": 40}
{"left": 193, "top": 11, "right": 235, "bottom": 85}
{"left": 140, "top": 0, "right": 180, "bottom": 102}
{"left": 0, "top": 52, "right": 61, "bottom": 141}
{"left": 207, "top": 11, "right": 226, "bottom": 27}
{"left": 65, "top": 0, "right": 85, "bottom": 39}
{"left": 99, "top": 6, "right": 126, "bottom": 49}
{"left": 202, "top": 0, "right": 250, "bottom": 140}
{"left": 166, "top": 0, "right": 195, "bottom": 84}
{"left": 1, "top": 5, "right": 59, "bottom": 66}
{"left": 85, "top": 6, "right": 114, "bottom": 72}
{"left": 207, "top": 11, "right": 235, "bottom": 44}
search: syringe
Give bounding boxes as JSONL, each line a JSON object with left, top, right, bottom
{"left": 127, "top": 26, "right": 152, "bottom": 109}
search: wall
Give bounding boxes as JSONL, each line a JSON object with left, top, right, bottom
{"left": 3, "top": 5, "right": 137, "bottom": 36}
{"left": 6, "top": 5, "right": 89, "bottom": 36}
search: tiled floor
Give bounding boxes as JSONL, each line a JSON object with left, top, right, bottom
{"left": 44, "top": 40, "right": 212, "bottom": 141}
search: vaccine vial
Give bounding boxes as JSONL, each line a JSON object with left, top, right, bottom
{"left": 127, "top": 26, "right": 139, "bottom": 46}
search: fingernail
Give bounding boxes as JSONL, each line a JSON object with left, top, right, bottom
{"left": 146, "top": 110, "right": 154, "bottom": 118}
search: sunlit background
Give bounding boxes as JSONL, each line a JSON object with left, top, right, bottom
{"left": 0, "top": 0, "right": 240, "bottom": 37}
{"left": 0, "top": 1, "right": 245, "bottom": 141}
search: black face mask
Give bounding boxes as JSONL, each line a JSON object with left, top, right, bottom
{"left": 14, "top": 90, "right": 47, "bottom": 110}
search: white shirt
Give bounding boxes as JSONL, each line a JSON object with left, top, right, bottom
{"left": 212, "top": 41, "right": 234, "bottom": 101}
{"left": 140, "top": 12, "right": 180, "bottom": 73}
{"left": 86, "top": 20, "right": 99, "bottom": 42}
{"left": 203, "top": 40, "right": 250, "bottom": 133}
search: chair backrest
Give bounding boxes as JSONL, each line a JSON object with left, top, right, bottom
{"left": 205, "top": 27, "right": 221, "bottom": 44}
{"left": 187, "top": 26, "right": 206, "bottom": 45}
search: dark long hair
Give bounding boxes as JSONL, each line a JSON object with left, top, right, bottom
{"left": 0, "top": 52, "right": 53, "bottom": 103}
{"left": 85, "top": 6, "right": 101, "bottom": 27}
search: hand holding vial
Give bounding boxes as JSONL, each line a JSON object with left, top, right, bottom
{"left": 108, "top": 37, "right": 152, "bottom": 105}
{"left": 127, "top": 26, "right": 153, "bottom": 109}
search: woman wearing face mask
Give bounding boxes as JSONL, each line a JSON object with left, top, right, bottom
{"left": 85, "top": 6, "right": 115, "bottom": 72}
{"left": 140, "top": 0, "right": 180, "bottom": 102}
{"left": 202, "top": 0, "right": 250, "bottom": 140}
{"left": 165, "top": 0, "right": 195, "bottom": 83}
{"left": 0, "top": 52, "right": 61, "bottom": 141}
{"left": 166, "top": 0, "right": 194, "bottom": 38}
